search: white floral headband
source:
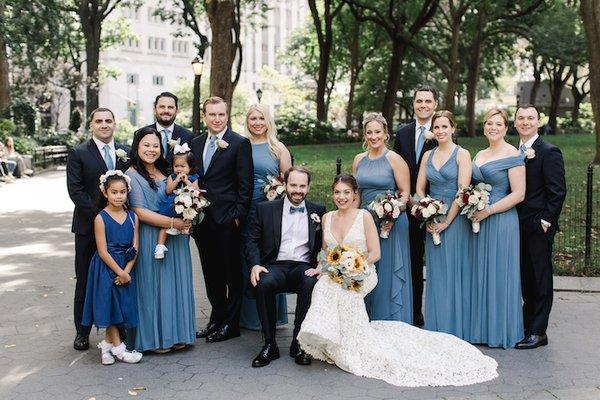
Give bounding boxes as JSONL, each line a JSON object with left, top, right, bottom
{"left": 99, "top": 169, "right": 132, "bottom": 192}
{"left": 173, "top": 143, "right": 191, "bottom": 155}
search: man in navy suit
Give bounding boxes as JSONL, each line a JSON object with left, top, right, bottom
{"left": 515, "top": 104, "right": 566, "bottom": 349}
{"left": 245, "top": 167, "right": 326, "bottom": 367}
{"left": 66, "top": 108, "right": 130, "bottom": 350}
{"left": 191, "top": 97, "right": 254, "bottom": 343}
{"left": 145, "top": 92, "right": 193, "bottom": 164}
{"left": 392, "top": 85, "right": 438, "bottom": 327}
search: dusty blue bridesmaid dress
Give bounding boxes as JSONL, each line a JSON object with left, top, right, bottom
{"left": 470, "top": 155, "right": 525, "bottom": 348}
{"left": 423, "top": 146, "right": 472, "bottom": 339}
{"left": 356, "top": 151, "right": 413, "bottom": 323}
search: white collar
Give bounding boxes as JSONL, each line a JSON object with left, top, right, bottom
{"left": 283, "top": 196, "right": 306, "bottom": 214}
{"left": 92, "top": 136, "right": 115, "bottom": 152}
{"left": 519, "top": 133, "right": 539, "bottom": 148}
{"left": 156, "top": 123, "right": 175, "bottom": 134}
{"left": 416, "top": 120, "right": 432, "bottom": 132}
{"left": 208, "top": 127, "right": 227, "bottom": 141}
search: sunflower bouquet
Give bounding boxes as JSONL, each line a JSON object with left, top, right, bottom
{"left": 318, "top": 245, "right": 371, "bottom": 291}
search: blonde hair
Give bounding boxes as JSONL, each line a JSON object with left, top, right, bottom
{"left": 482, "top": 108, "right": 508, "bottom": 127}
{"left": 243, "top": 104, "right": 281, "bottom": 159}
{"left": 202, "top": 96, "right": 228, "bottom": 114}
{"left": 362, "top": 112, "right": 390, "bottom": 150}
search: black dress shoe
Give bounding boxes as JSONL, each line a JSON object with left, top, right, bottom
{"left": 206, "top": 324, "right": 240, "bottom": 343}
{"left": 414, "top": 314, "right": 425, "bottom": 328}
{"left": 73, "top": 334, "right": 89, "bottom": 351}
{"left": 294, "top": 350, "right": 312, "bottom": 366}
{"left": 515, "top": 334, "right": 548, "bottom": 349}
{"left": 252, "top": 343, "right": 280, "bottom": 367}
{"left": 196, "top": 322, "right": 218, "bottom": 339}
{"left": 289, "top": 339, "right": 300, "bottom": 358}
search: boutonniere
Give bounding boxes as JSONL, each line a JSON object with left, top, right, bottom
{"left": 524, "top": 148, "right": 536, "bottom": 160}
{"left": 423, "top": 130, "right": 435, "bottom": 142}
{"left": 310, "top": 213, "right": 321, "bottom": 224}
{"left": 168, "top": 138, "right": 181, "bottom": 149}
{"left": 115, "top": 148, "right": 130, "bottom": 162}
{"left": 217, "top": 139, "right": 229, "bottom": 150}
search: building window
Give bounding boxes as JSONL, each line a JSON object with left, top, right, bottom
{"left": 126, "top": 74, "right": 138, "bottom": 84}
{"left": 122, "top": 6, "right": 138, "bottom": 20}
{"left": 123, "top": 37, "right": 140, "bottom": 50}
{"left": 148, "top": 36, "right": 166, "bottom": 53}
{"left": 127, "top": 101, "right": 137, "bottom": 126}
{"left": 147, "top": 7, "right": 162, "bottom": 23}
{"left": 153, "top": 75, "right": 164, "bottom": 86}
{"left": 172, "top": 39, "right": 189, "bottom": 55}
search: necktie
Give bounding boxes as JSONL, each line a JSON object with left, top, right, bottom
{"left": 204, "top": 135, "right": 217, "bottom": 173}
{"left": 415, "top": 125, "right": 425, "bottom": 162}
{"left": 161, "top": 129, "right": 169, "bottom": 156}
{"left": 519, "top": 144, "right": 527, "bottom": 153}
{"left": 289, "top": 206, "right": 305, "bottom": 214}
{"left": 103, "top": 144, "right": 114, "bottom": 170}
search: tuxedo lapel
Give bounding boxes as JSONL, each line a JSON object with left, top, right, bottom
{"left": 197, "top": 133, "right": 208, "bottom": 174}
{"left": 407, "top": 122, "right": 417, "bottom": 166}
{"left": 306, "top": 202, "right": 316, "bottom": 252}
{"left": 272, "top": 199, "right": 284, "bottom": 254}
{"left": 87, "top": 139, "right": 108, "bottom": 173}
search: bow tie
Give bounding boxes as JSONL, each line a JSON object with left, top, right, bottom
{"left": 289, "top": 206, "right": 305, "bottom": 214}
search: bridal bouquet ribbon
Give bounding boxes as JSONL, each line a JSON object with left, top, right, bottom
{"left": 367, "top": 191, "right": 406, "bottom": 239}
{"left": 263, "top": 175, "right": 285, "bottom": 201}
{"left": 410, "top": 195, "right": 448, "bottom": 245}
{"left": 318, "top": 245, "right": 371, "bottom": 292}
{"left": 173, "top": 186, "right": 210, "bottom": 233}
{"left": 455, "top": 183, "right": 492, "bottom": 233}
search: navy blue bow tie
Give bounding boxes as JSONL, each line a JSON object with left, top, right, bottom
{"left": 289, "top": 206, "right": 305, "bottom": 214}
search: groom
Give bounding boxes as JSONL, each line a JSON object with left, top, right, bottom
{"left": 515, "top": 104, "right": 566, "bottom": 349}
{"left": 245, "top": 166, "right": 326, "bottom": 367}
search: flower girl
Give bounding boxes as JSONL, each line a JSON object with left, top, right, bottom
{"left": 82, "top": 170, "right": 142, "bottom": 365}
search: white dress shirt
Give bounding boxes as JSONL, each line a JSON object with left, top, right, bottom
{"left": 519, "top": 133, "right": 539, "bottom": 149}
{"left": 156, "top": 122, "right": 175, "bottom": 142}
{"left": 277, "top": 197, "right": 310, "bottom": 263}
{"left": 92, "top": 137, "right": 116, "bottom": 168}
{"left": 202, "top": 127, "right": 227, "bottom": 162}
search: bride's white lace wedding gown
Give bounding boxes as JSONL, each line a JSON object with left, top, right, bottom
{"left": 297, "top": 209, "right": 498, "bottom": 387}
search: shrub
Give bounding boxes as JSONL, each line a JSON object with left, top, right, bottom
{"left": 113, "top": 119, "right": 136, "bottom": 145}
{"left": 0, "top": 119, "right": 16, "bottom": 142}
{"left": 276, "top": 115, "right": 360, "bottom": 146}
{"left": 35, "top": 127, "right": 86, "bottom": 148}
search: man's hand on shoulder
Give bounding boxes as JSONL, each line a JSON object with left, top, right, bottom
{"left": 250, "top": 265, "right": 268, "bottom": 287}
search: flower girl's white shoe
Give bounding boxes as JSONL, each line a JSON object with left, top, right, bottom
{"left": 98, "top": 340, "right": 115, "bottom": 365}
{"left": 154, "top": 244, "right": 168, "bottom": 259}
{"left": 111, "top": 343, "right": 143, "bottom": 364}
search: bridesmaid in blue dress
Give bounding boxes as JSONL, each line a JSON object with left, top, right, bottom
{"left": 240, "top": 104, "right": 292, "bottom": 330}
{"left": 126, "top": 127, "right": 196, "bottom": 352}
{"left": 353, "top": 112, "right": 413, "bottom": 323}
{"left": 469, "top": 109, "right": 526, "bottom": 348}
{"left": 415, "top": 110, "right": 473, "bottom": 339}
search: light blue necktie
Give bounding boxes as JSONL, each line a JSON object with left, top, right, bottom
{"left": 103, "top": 144, "right": 114, "bottom": 170}
{"left": 204, "top": 135, "right": 217, "bottom": 173}
{"left": 415, "top": 125, "right": 426, "bottom": 162}
{"left": 161, "top": 129, "right": 169, "bottom": 156}
{"left": 519, "top": 144, "right": 527, "bottom": 153}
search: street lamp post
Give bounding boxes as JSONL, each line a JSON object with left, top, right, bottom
{"left": 191, "top": 56, "right": 205, "bottom": 135}
{"left": 256, "top": 88, "right": 263, "bottom": 103}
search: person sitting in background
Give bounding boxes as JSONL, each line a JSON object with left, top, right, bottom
{"left": 0, "top": 141, "right": 17, "bottom": 183}
{"left": 5, "top": 137, "right": 33, "bottom": 178}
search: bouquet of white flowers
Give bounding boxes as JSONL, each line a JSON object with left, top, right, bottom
{"left": 368, "top": 191, "right": 407, "bottom": 239}
{"left": 263, "top": 175, "right": 285, "bottom": 201}
{"left": 172, "top": 186, "right": 210, "bottom": 233}
{"left": 410, "top": 195, "right": 448, "bottom": 245}
{"left": 455, "top": 183, "right": 492, "bottom": 233}
{"left": 318, "top": 245, "right": 371, "bottom": 291}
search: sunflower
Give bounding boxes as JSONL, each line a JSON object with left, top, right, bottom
{"left": 327, "top": 248, "right": 342, "bottom": 265}
{"left": 347, "top": 280, "right": 361, "bottom": 291}
{"left": 353, "top": 254, "right": 366, "bottom": 272}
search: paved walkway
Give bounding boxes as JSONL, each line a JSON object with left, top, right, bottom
{"left": 1, "top": 170, "right": 599, "bottom": 400}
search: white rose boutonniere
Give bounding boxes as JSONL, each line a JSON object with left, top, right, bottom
{"left": 115, "top": 148, "right": 130, "bottom": 162}
{"left": 217, "top": 139, "right": 229, "bottom": 150}
{"left": 524, "top": 148, "right": 536, "bottom": 160}
{"left": 168, "top": 138, "right": 181, "bottom": 149}
{"left": 424, "top": 130, "right": 435, "bottom": 142}
{"left": 310, "top": 213, "right": 321, "bottom": 224}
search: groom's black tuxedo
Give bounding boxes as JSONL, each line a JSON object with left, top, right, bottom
{"left": 393, "top": 121, "right": 437, "bottom": 326}
{"left": 191, "top": 129, "right": 253, "bottom": 332}
{"left": 517, "top": 136, "right": 566, "bottom": 336}
{"left": 245, "top": 198, "right": 326, "bottom": 343}
{"left": 66, "top": 139, "right": 129, "bottom": 335}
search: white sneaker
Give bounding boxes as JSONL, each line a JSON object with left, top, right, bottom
{"left": 111, "top": 343, "right": 143, "bottom": 363}
{"left": 154, "top": 244, "right": 168, "bottom": 259}
{"left": 98, "top": 340, "right": 115, "bottom": 365}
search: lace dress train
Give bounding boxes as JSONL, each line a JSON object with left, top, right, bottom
{"left": 297, "top": 210, "right": 498, "bottom": 387}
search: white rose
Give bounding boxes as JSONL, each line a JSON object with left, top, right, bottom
{"left": 276, "top": 185, "right": 285, "bottom": 195}
{"left": 266, "top": 190, "right": 277, "bottom": 201}
{"left": 183, "top": 208, "right": 197, "bottom": 220}
{"left": 426, "top": 203, "right": 437, "bottom": 215}
{"left": 383, "top": 202, "right": 393, "bottom": 212}
{"left": 392, "top": 207, "right": 400, "bottom": 219}
{"left": 424, "top": 130, "right": 435, "bottom": 140}
{"left": 182, "top": 195, "right": 192, "bottom": 208}
{"left": 421, "top": 208, "right": 432, "bottom": 219}
{"left": 375, "top": 205, "right": 385, "bottom": 218}
{"left": 468, "top": 195, "right": 479, "bottom": 205}
{"left": 477, "top": 202, "right": 486, "bottom": 210}
{"left": 174, "top": 204, "right": 184, "bottom": 214}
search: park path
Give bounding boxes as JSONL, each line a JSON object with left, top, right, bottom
{"left": 1, "top": 170, "right": 600, "bottom": 400}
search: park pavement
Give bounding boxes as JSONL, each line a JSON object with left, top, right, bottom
{"left": 0, "top": 170, "right": 600, "bottom": 400}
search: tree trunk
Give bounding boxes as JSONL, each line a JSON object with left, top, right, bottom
{"left": 381, "top": 40, "right": 406, "bottom": 128}
{"left": 205, "top": 0, "right": 236, "bottom": 109}
{"left": 444, "top": 22, "right": 461, "bottom": 112}
{"left": 529, "top": 58, "right": 541, "bottom": 105}
{"left": 78, "top": 2, "right": 103, "bottom": 116}
{"left": 581, "top": 0, "right": 600, "bottom": 162}
{"left": 0, "top": 1, "right": 10, "bottom": 116}
{"left": 547, "top": 66, "right": 570, "bottom": 135}
{"left": 571, "top": 88, "right": 585, "bottom": 127}
{"left": 465, "top": 12, "right": 484, "bottom": 137}
{"left": 346, "top": 17, "right": 360, "bottom": 130}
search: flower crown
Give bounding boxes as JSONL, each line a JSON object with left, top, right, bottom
{"left": 173, "top": 143, "right": 191, "bottom": 155}
{"left": 99, "top": 170, "right": 132, "bottom": 192}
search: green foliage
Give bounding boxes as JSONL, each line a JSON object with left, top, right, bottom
{"left": 34, "top": 127, "right": 85, "bottom": 147}
{"left": 10, "top": 136, "right": 37, "bottom": 154}
{"left": 558, "top": 104, "right": 595, "bottom": 135}
{"left": 0, "top": 119, "right": 16, "bottom": 142}
{"left": 9, "top": 98, "right": 36, "bottom": 136}
{"left": 277, "top": 114, "right": 358, "bottom": 146}
{"left": 113, "top": 119, "right": 137, "bottom": 146}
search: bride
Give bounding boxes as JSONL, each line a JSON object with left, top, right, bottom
{"left": 297, "top": 174, "right": 498, "bottom": 387}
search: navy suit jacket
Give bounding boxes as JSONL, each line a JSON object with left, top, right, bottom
{"left": 516, "top": 137, "right": 566, "bottom": 233}
{"left": 145, "top": 122, "right": 193, "bottom": 164}
{"left": 244, "top": 198, "right": 326, "bottom": 269}
{"left": 392, "top": 121, "right": 438, "bottom": 194}
{"left": 66, "top": 139, "right": 130, "bottom": 235}
{"left": 191, "top": 129, "right": 254, "bottom": 225}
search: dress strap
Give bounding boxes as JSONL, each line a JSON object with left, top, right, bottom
{"left": 427, "top": 147, "right": 436, "bottom": 164}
